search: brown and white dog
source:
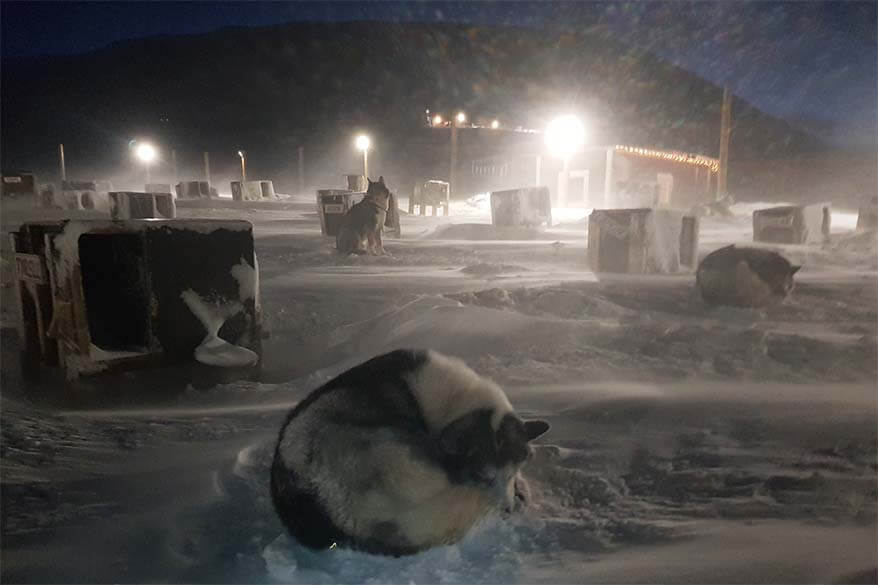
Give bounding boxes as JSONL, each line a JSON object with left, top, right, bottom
{"left": 336, "top": 177, "right": 392, "bottom": 255}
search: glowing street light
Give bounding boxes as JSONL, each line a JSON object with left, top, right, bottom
{"left": 355, "top": 134, "right": 371, "bottom": 178}
{"left": 237, "top": 150, "right": 246, "bottom": 182}
{"left": 545, "top": 115, "right": 586, "bottom": 207}
{"left": 490, "top": 119, "right": 500, "bottom": 129}
{"left": 545, "top": 115, "right": 585, "bottom": 159}
{"left": 455, "top": 111, "right": 466, "bottom": 125}
{"left": 432, "top": 114, "right": 443, "bottom": 127}
{"left": 134, "top": 142, "right": 157, "bottom": 183}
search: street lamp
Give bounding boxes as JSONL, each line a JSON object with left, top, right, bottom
{"left": 237, "top": 150, "right": 246, "bottom": 182}
{"left": 455, "top": 111, "right": 466, "bottom": 125}
{"left": 432, "top": 114, "right": 443, "bottom": 127}
{"left": 545, "top": 115, "right": 585, "bottom": 206}
{"left": 490, "top": 119, "right": 500, "bottom": 129}
{"left": 135, "top": 142, "right": 157, "bottom": 183}
{"left": 355, "top": 134, "right": 371, "bottom": 178}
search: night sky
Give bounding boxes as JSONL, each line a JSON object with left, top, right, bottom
{"left": 2, "top": 1, "right": 876, "bottom": 147}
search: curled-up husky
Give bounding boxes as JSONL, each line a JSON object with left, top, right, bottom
{"left": 270, "top": 349, "right": 549, "bottom": 556}
{"left": 336, "top": 176, "right": 392, "bottom": 255}
{"left": 696, "top": 244, "right": 801, "bottom": 307}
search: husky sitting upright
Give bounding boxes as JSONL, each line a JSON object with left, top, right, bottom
{"left": 696, "top": 244, "right": 801, "bottom": 307}
{"left": 270, "top": 349, "right": 549, "bottom": 556}
{"left": 336, "top": 177, "right": 392, "bottom": 255}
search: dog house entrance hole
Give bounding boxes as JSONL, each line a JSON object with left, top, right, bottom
{"left": 79, "top": 233, "right": 150, "bottom": 351}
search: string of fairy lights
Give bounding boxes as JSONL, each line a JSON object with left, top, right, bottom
{"left": 614, "top": 145, "right": 720, "bottom": 172}
{"left": 424, "top": 109, "right": 720, "bottom": 170}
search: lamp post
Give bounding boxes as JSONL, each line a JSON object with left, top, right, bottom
{"left": 544, "top": 115, "right": 585, "bottom": 207}
{"left": 355, "top": 134, "right": 371, "bottom": 178}
{"left": 237, "top": 150, "right": 246, "bottom": 182}
{"left": 135, "top": 142, "right": 157, "bottom": 184}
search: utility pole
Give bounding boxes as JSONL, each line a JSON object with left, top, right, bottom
{"left": 717, "top": 86, "right": 732, "bottom": 200}
{"left": 298, "top": 146, "right": 305, "bottom": 194}
{"left": 171, "top": 149, "right": 178, "bottom": 183}
{"left": 203, "top": 152, "right": 211, "bottom": 185}
{"left": 449, "top": 125, "right": 458, "bottom": 200}
{"left": 59, "top": 143, "right": 67, "bottom": 182}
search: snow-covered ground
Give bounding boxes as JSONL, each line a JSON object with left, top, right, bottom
{"left": 1, "top": 195, "right": 876, "bottom": 583}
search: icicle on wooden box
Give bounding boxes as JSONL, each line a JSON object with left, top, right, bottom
{"left": 10, "top": 219, "right": 262, "bottom": 380}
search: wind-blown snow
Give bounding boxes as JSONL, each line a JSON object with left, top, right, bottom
{"left": 1, "top": 194, "right": 875, "bottom": 584}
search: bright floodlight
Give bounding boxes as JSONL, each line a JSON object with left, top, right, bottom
{"left": 490, "top": 119, "right": 500, "bottom": 129}
{"left": 355, "top": 134, "right": 371, "bottom": 151}
{"left": 135, "top": 143, "right": 156, "bottom": 163}
{"left": 545, "top": 115, "right": 585, "bottom": 158}
{"left": 432, "top": 114, "right": 443, "bottom": 126}
{"left": 237, "top": 150, "right": 244, "bottom": 158}
{"left": 455, "top": 112, "right": 466, "bottom": 124}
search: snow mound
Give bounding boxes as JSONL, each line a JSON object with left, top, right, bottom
{"left": 429, "top": 223, "right": 556, "bottom": 241}
{"left": 460, "top": 262, "right": 529, "bottom": 276}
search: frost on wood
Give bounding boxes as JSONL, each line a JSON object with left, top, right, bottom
{"left": 180, "top": 289, "right": 258, "bottom": 367}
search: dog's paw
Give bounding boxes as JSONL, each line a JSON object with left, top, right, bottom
{"left": 513, "top": 473, "right": 532, "bottom": 510}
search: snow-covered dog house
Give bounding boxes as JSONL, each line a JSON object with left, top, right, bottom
{"left": 317, "top": 189, "right": 356, "bottom": 236}
{"left": 2, "top": 171, "right": 37, "bottom": 199}
{"left": 410, "top": 179, "right": 450, "bottom": 216}
{"left": 588, "top": 208, "right": 699, "bottom": 274}
{"left": 490, "top": 187, "right": 552, "bottom": 227}
{"left": 753, "top": 204, "right": 829, "bottom": 245}
{"left": 109, "top": 191, "right": 176, "bottom": 219}
{"left": 260, "top": 180, "right": 277, "bottom": 199}
{"left": 857, "top": 197, "right": 878, "bottom": 231}
{"left": 145, "top": 183, "right": 172, "bottom": 194}
{"left": 10, "top": 219, "right": 261, "bottom": 379}
{"left": 231, "top": 180, "right": 277, "bottom": 201}
{"left": 175, "top": 181, "right": 217, "bottom": 199}
{"left": 345, "top": 174, "right": 367, "bottom": 192}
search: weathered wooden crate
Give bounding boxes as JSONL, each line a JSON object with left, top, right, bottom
{"left": 857, "top": 197, "right": 878, "bottom": 231}
{"left": 231, "top": 180, "right": 267, "bottom": 201}
{"left": 62, "top": 189, "right": 110, "bottom": 212}
{"left": 2, "top": 172, "right": 37, "bottom": 198}
{"left": 490, "top": 187, "right": 552, "bottom": 227}
{"left": 345, "top": 174, "right": 367, "bottom": 192}
{"left": 410, "top": 180, "right": 450, "bottom": 216}
{"left": 176, "top": 181, "right": 215, "bottom": 199}
{"left": 145, "top": 183, "right": 172, "bottom": 194}
{"left": 11, "top": 219, "right": 261, "bottom": 380}
{"left": 317, "top": 189, "right": 355, "bottom": 236}
{"left": 587, "top": 208, "right": 699, "bottom": 274}
{"left": 259, "top": 180, "right": 277, "bottom": 199}
{"left": 110, "top": 191, "right": 176, "bottom": 219}
{"left": 752, "top": 204, "right": 828, "bottom": 244}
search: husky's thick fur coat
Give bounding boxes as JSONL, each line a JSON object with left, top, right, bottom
{"left": 696, "top": 244, "right": 801, "bottom": 307}
{"left": 270, "top": 349, "right": 549, "bottom": 556}
{"left": 336, "top": 177, "right": 392, "bottom": 255}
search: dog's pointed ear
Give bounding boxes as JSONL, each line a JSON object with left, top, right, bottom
{"left": 523, "top": 420, "right": 549, "bottom": 441}
{"left": 790, "top": 265, "right": 801, "bottom": 275}
{"left": 378, "top": 176, "right": 385, "bottom": 185}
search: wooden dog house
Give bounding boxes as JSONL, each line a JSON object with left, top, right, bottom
{"left": 490, "top": 187, "right": 552, "bottom": 227}
{"left": 588, "top": 208, "right": 699, "bottom": 273}
{"left": 11, "top": 219, "right": 261, "bottom": 379}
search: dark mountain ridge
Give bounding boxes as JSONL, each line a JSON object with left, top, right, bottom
{"left": 2, "top": 20, "right": 825, "bottom": 191}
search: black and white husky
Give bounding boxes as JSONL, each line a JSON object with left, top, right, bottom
{"left": 270, "top": 349, "right": 549, "bottom": 556}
